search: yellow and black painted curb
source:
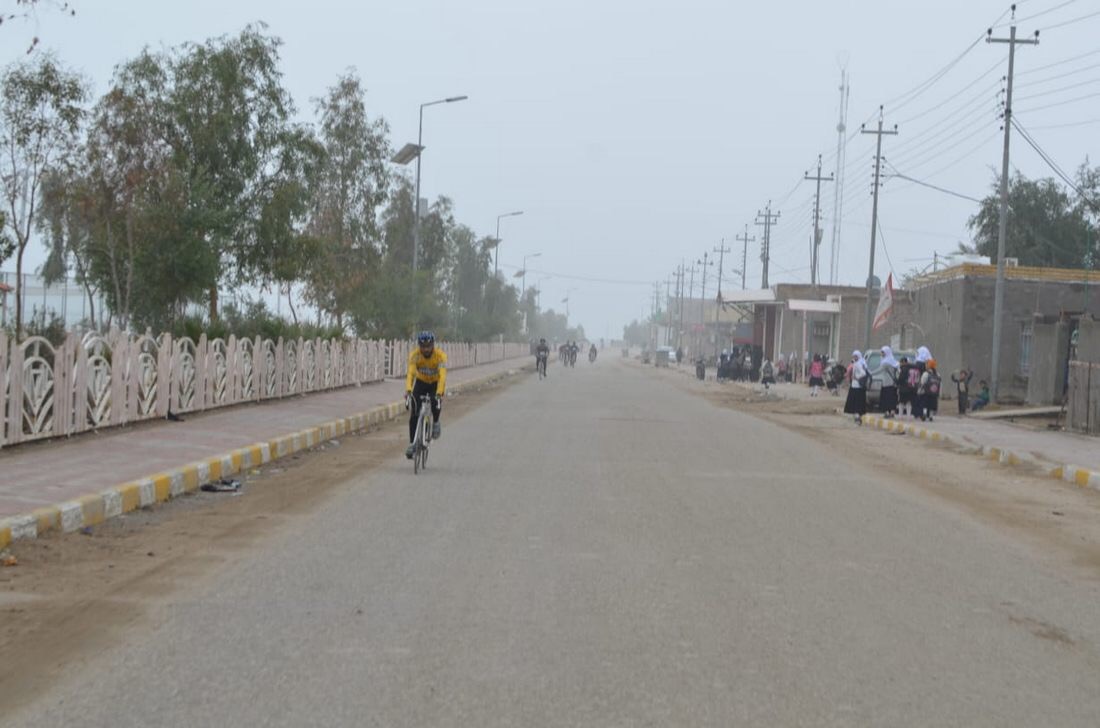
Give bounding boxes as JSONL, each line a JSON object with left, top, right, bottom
{"left": 860, "top": 413, "right": 1100, "bottom": 494}
{"left": 0, "top": 368, "right": 521, "bottom": 549}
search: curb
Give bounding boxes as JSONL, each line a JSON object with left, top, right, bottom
{"left": 0, "top": 366, "right": 522, "bottom": 550}
{"left": 859, "top": 413, "right": 1100, "bottom": 495}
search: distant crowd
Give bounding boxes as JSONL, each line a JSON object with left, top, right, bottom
{"left": 699, "top": 344, "right": 992, "bottom": 427}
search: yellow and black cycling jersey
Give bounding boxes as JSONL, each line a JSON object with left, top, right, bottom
{"left": 406, "top": 346, "right": 448, "bottom": 393}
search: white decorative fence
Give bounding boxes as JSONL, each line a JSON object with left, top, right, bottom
{"left": 0, "top": 331, "right": 527, "bottom": 449}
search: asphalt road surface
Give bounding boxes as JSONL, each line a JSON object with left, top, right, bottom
{"left": 8, "top": 359, "right": 1100, "bottom": 727}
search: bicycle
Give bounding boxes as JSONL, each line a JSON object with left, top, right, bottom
{"left": 536, "top": 354, "right": 548, "bottom": 380}
{"left": 410, "top": 393, "right": 434, "bottom": 474}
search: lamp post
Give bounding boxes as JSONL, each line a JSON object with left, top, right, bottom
{"left": 535, "top": 276, "right": 552, "bottom": 311}
{"left": 391, "top": 95, "right": 468, "bottom": 275}
{"left": 517, "top": 252, "right": 541, "bottom": 334}
{"left": 563, "top": 287, "right": 578, "bottom": 322}
{"left": 493, "top": 210, "right": 524, "bottom": 278}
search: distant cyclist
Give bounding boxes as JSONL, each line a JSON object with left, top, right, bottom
{"left": 405, "top": 331, "right": 447, "bottom": 459}
{"left": 588, "top": 343, "right": 597, "bottom": 362}
{"left": 535, "top": 338, "right": 551, "bottom": 376}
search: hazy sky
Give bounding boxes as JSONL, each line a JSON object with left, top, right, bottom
{"left": 8, "top": 0, "right": 1100, "bottom": 338}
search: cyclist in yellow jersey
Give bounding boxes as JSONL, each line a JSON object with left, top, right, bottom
{"left": 405, "top": 331, "right": 447, "bottom": 459}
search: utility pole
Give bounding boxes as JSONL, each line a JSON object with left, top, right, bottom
{"left": 755, "top": 202, "right": 780, "bottom": 288}
{"left": 698, "top": 252, "right": 711, "bottom": 358}
{"left": 988, "top": 11, "right": 1040, "bottom": 402}
{"left": 736, "top": 224, "right": 755, "bottom": 290}
{"left": 665, "top": 276, "right": 673, "bottom": 345}
{"left": 713, "top": 239, "right": 732, "bottom": 358}
{"left": 805, "top": 154, "right": 835, "bottom": 288}
{"left": 860, "top": 105, "right": 898, "bottom": 351}
{"left": 830, "top": 68, "right": 850, "bottom": 285}
{"left": 686, "top": 261, "right": 698, "bottom": 356}
{"left": 676, "top": 262, "right": 686, "bottom": 352}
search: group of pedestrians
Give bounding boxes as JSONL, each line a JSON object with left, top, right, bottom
{"left": 844, "top": 345, "right": 946, "bottom": 425}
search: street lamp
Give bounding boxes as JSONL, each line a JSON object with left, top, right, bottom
{"left": 517, "top": 252, "right": 542, "bottom": 334}
{"left": 491, "top": 210, "right": 524, "bottom": 278}
{"left": 562, "top": 286, "right": 578, "bottom": 322}
{"left": 390, "top": 95, "right": 468, "bottom": 274}
{"left": 535, "top": 275, "right": 552, "bottom": 311}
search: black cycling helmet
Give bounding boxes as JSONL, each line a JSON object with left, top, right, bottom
{"left": 417, "top": 331, "right": 435, "bottom": 345}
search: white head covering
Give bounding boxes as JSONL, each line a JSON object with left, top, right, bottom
{"left": 851, "top": 349, "right": 863, "bottom": 361}
{"left": 880, "top": 345, "right": 899, "bottom": 369}
{"left": 916, "top": 346, "right": 932, "bottom": 363}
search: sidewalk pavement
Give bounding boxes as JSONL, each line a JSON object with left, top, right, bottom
{"left": 662, "top": 363, "right": 1100, "bottom": 491}
{"left": 0, "top": 356, "right": 527, "bottom": 546}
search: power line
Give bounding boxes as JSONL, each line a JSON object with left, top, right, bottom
{"left": 1016, "top": 88, "right": 1100, "bottom": 112}
{"left": 1017, "top": 46, "right": 1100, "bottom": 75}
{"left": 1011, "top": 117, "right": 1100, "bottom": 212}
{"left": 1039, "top": 7, "right": 1100, "bottom": 31}
{"left": 897, "top": 130, "right": 1001, "bottom": 182}
{"left": 897, "top": 58, "right": 1004, "bottom": 125}
{"left": 1027, "top": 116, "right": 1100, "bottom": 128}
{"left": 1015, "top": 74, "right": 1100, "bottom": 101}
{"left": 498, "top": 264, "right": 652, "bottom": 286}
{"left": 1016, "top": 60, "right": 1100, "bottom": 87}
{"left": 1001, "top": 0, "right": 1082, "bottom": 25}
{"left": 887, "top": 82, "right": 1002, "bottom": 160}
{"left": 882, "top": 162, "right": 984, "bottom": 203}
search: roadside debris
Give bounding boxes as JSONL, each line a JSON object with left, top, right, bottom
{"left": 2, "top": 552, "right": 17, "bottom": 567}
{"left": 201, "top": 478, "right": 241, "bottom": 493}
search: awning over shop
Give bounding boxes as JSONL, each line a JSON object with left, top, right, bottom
{"left": 718, "top": 288, "right": 776, "bottom": 305}
{"left": 786, "top": 298, "right": 841, "bottom": 314}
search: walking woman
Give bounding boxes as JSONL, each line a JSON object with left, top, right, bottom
{"left": 844, "top": 350, "right": 870, "bottom": 425}
{"left": 878, "top": 346, "right": 900, "bottom": 417}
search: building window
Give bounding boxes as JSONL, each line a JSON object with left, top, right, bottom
{"left": 812, "top": 322, "right": 830, "bottom": 338}
{"left": 1019, "top": 324, "right": 1033, "bottom": 377}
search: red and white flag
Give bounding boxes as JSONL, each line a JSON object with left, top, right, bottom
{"left": 872, "top": 273, "right": 894, "bottom": 331}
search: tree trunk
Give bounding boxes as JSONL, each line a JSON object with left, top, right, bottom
{"left": 14, "top": 244, "right": 24, "bottom": 341}
{"left": 286, "top": 284, "right": 299, "bottom": 325}
{"left": 209, "top": 286, "right": 218, "bottom": 322}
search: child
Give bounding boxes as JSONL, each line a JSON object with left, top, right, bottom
{"left": 951, "top": 368, "right": 973, "bottom": 416}
{"left": 808, "top": 354, "right": 825, "bottom": 397}
{"left": 918, "top": 359, "right": 941, "bottom": 422}
{"left": 971, "top": 380, "right": 991, "bottom": 411}
{"left": 897, "top": 357, "right": 913, "bottom": 417}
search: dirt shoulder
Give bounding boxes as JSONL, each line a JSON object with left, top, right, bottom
{"left": 639, "top": 359, "right": 1100, "bottom": 580}
{"left": 0, "top": 373, "right": 522, "bottom": 716}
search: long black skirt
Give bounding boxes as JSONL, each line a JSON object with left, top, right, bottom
{"left": 844, "top": 387, "right": 867, "bottom": 415}
{"left": 879, "top": 385, "right": 898, "bottom": 412}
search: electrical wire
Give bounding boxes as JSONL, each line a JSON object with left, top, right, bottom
{"left": 1027, "top": 116, "right": 1100, "bottom": 128}
{"left": 1038, "top": 7, "right": 1100, "bottom": 31}
{"left": 897, "top": 58, "right": 1004, "bottom": 125}
{"left": 882, "top": 162, "right": 984, "bottom": 202}
{"left": 1015, "top": 75, "right": 1100, "bottom": 101}
{"left": 498, "top": 263, "right": 653, "bottom": 287}
{"left": 1016, "top": 89, "right": 1100, "bottom": 112}
{"left": 886, "top": 94, "right": 1001, "bottom": 168}
{"left": 893, "top": 122, "right": 1000, "bottom": 175}
{"left": 998, "top": 0, "right": 1082, "bottom": 25}
{"left": 1017, "top": 47, "right": 1100, "bottom": 76}
{"left": 1016, "top": 60, "right": 1100, "bottom": 88}
{"left": 904, "top": 129, "right": 1002, "bottom": 181}
{"left": 1011, "top": 117, "right": 1100, "bottom": 212}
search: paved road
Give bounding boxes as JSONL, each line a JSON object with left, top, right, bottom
{"left": 9, "top": 359, "right": 1100, "bottom": 726}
